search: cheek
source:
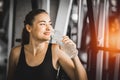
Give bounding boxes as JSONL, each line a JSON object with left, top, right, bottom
{"left": 34, "top": 26, "right": 43, "bottom": 32}
{"left": 38, "top": 27, "right": 46, "bottom": 34}
{"left": 35, "top": 27, "right": 45, "bottom": 35}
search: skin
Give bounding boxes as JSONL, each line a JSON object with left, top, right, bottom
{"left": 7, "top": 12, "right": 88, "bottom": 80}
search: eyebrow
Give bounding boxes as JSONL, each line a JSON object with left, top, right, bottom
{"left": 39, "top": 20, "right": 52, "bottom": 23}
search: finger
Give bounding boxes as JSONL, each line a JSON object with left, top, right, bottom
{"left": 62, "top": 36, "right": 70, "bottom": 42}
{"left": 63, "top": 40, "right": 72, "bottom": 44}
{"left": 62, "top": 38, "right": 72, "bottom": 43}
{"left": 63, "top": 36, "right": 69, "bottom": 38}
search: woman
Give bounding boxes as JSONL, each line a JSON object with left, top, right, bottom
{"left": 7, "top": 9, "right": 87, "bottom": 80}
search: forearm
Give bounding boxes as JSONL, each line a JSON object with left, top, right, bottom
{"left": 72, "top": 56, "right": 88, "bottom": 80}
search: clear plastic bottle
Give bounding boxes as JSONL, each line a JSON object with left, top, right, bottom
{"left": 51, "top": 29, "right": 78, "bottom": 58}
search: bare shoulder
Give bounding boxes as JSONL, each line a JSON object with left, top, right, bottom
{"left": 51, "top": 43, "right": 63, "bottom": 55}
{"left": 51, "top": 44, "right": 68, "bottom": 58}
{"left": 10, "top": 45, "right": 22, "bottom": 56}
{"left": 51, "top": 43, "right": 60, "bottom": 57}
{"left": 9, "top": 45, "right": 22, "bottom": 65}
{"left": 51, "top": 43, "right": 60, "bottom": 50}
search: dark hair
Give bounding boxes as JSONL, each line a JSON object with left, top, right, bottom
{"left": 21, "top": 9, "right": 48, "bottom": 45}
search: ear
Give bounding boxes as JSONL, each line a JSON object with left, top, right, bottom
{"left": 26, "top": 24, "right": 32, "bottom": 32}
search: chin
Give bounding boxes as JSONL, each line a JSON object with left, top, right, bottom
{"left": 44, "top": 37, "right": 51, "bottom": 41}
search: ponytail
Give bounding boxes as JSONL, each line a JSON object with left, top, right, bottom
{"left": 21, "top": 26, "right": 29, "bottom": 46}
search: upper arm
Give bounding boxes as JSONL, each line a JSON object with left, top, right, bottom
{"left": 55, "top": 45, "right": 75, "bottom": 80}
{"left": 7, "top": 46, "right": 21, "bottom": 80}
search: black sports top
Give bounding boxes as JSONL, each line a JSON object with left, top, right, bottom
{"left": 13, "top": 43, "right": 57, "bottom": 80}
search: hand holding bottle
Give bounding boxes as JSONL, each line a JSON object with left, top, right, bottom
{"left": 51, "top": 29, "right": 78, "bottom": 58}
{"left": 62, "top": 36, "right": 78, "bottom": 58}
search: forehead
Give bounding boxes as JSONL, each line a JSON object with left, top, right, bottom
{"left": 34, "top": 13, "right": 51, "bottom": 22}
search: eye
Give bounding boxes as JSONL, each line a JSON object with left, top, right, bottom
{"left": 40, "top": 23, "right": 46, "bottom": 25}
{"left": 49, "top": 22, "right": 52, "bottom": 26}
{"left": 50, "top": 23, "right": 52, "bottom": 26}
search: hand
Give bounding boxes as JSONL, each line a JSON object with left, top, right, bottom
{"left": 62, "top": 36, "right": 78, "bottom": 58}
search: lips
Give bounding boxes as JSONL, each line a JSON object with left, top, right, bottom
{"left": 44, "top": 32, "right": 51, "bottom": 35}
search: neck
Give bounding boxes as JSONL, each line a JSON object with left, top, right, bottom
{"left": 28, "top": 41, "right": 49, "bottom": 56}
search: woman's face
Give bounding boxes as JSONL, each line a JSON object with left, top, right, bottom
{"left": 28, "top": 12, "right": 53, "bottom": 42}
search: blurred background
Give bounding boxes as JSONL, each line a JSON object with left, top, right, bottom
{"left": 0, "top": 0, "right": 120, "bottom": 80}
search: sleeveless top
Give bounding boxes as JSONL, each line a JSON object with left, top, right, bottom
{"left": 13, "top": 43, "right": 57, "bottom": 80}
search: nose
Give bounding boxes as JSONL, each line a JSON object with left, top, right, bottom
{"left": 46, "top": 24, "right": 53, "bottom": 31}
